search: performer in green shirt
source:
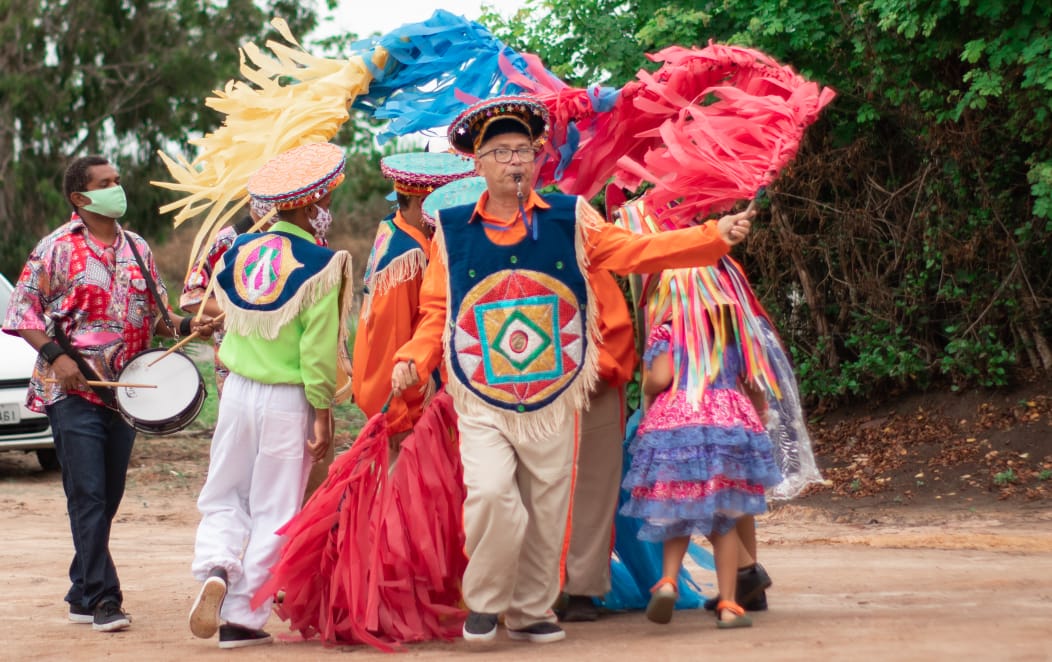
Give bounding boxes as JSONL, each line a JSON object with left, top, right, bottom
{"left": 187, "top": 142, "right": 354, "bottom": 650}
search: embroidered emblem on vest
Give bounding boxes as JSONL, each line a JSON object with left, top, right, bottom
{"left": 362, "top": 221, "right": 394, "bottom": 288}
{"left": 232, "top": 234, "right": 303, "bottom": 305}
{"left": 452, "top": 269, "right": 584, "bottom": 410}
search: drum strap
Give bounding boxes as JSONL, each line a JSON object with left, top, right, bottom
{"left": 125, "top": 233, "right": 177, "bottom": 335}
{"left": 51, "top": 324, "right": 118, "bottom": 409}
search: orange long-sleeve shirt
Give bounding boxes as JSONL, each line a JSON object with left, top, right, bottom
{"left": 394, "top": 192, "right": 731, "bottom": 382}
{"left": 591, "top": 268, "right": 637, "bottom": 388}
{"left": 352, "top": 212, "right": 431, "bottom": 433}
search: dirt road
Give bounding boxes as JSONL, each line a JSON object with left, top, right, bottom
{"left": 2, "top": 446, "right": 1051, "bottom": 662}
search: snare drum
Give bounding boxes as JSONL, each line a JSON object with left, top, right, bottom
{"left": 116, "top": 349, "right": 206, "bottom": 434}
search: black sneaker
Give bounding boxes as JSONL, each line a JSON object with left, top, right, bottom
{"left": 557, "top": 595, "right": 599, "bottom": 622}
{"left": 218, "top": 624, "right": 272, "bottom": 649}
{"left": 68, "top": 602, "right": 94, "bottom": 624}
{"left": 189, "top": 567, "right": 228, "bottom": 639}
{"left": 744, "top": 590, "right": 768, "bottom": 611}
{"left": 507, "top": 621, "right": 566, "bottom": 643}
{"left": 704, "top": 563, "right": 773, "bottom": 612}
{"left": 92, "top": 600, "right": 130, "bottom": 632}
{"left": 462, "top": 611, "right": 498, "bottom": 642}
{"left": 737, "top": 563, "right": 772, "bottom": 609}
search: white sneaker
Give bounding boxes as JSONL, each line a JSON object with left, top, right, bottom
{"left": 189, "top": 571, "right": 227, "bottom": 639}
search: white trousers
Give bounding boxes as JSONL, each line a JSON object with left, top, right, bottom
{"left": 191, "top": 374, "right": 313, "bottom": 630}
{"left": 458, "top": 407, "right": 577, "bottom": 630}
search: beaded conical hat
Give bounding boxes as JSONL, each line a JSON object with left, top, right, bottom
{"left": 380, "top": 151, "right": 474, "bottom": 197}
{"left": 247, "top": 142, "right": 346, "bottom": 210}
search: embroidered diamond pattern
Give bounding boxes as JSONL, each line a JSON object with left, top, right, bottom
{"left": 492, "top": 309, "right": 552, "bottom": 371}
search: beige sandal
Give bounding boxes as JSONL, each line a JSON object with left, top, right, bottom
{"left": 715, "top": 599, "right": 753, "bottom": 629}
{"left": 645, "top": 577, "right": 678, "bottom": 624}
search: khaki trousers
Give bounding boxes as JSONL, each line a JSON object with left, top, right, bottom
{"left": 459, "top": 407, "right": 577, "bottom": 630}
{"left": 564, "top": 382, "right": 625, "bottom": 596}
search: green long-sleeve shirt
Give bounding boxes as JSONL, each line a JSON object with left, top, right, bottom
{"left": 218, "top": 221, "right": 338, "bottom": 409}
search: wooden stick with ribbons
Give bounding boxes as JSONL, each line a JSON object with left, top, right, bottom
{"left": 147, "top": 312, "right": 225, "bottom": 367}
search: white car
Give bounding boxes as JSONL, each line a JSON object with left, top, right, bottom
{"left": 0, "top": 273, "right": 58, "bottom": 470}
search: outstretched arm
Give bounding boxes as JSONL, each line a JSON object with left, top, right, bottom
{"left": 583, "top": 198, "right": 755, "bottom": 275}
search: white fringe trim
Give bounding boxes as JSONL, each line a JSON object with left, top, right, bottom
{"left": 361, "top": 247, "right": 427, "bottom": 321}
{"left": 216, "top": 250, "right": 354, "bottom": 341}
{"left": 437, "top": 203, "right": 600, "bottom": 441}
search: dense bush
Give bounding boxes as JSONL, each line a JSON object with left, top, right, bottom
{"left": 490, "top": 0, "right": 1052, "bottom": 405}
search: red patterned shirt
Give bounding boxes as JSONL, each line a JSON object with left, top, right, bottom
{"left": 2, "top": 214, "right": 168, "bottom": 412}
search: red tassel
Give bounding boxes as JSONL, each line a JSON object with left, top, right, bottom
{"left": 254, "top": 392, "right": 465, "bottom": 650}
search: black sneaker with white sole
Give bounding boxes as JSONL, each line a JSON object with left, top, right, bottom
{"left": 462, "top": 611, "right": 499, "bottom": 642}
{"left": 189, "top": 567, "right": 228, "bottom": 639}
{"left": 92, "top": 600, "right": 131, "bottom": 632}
{"left": 68, "top": 602, "right": 94, "bottom": 624}
{"left": 218, "top": 624, "right": 273, "bottom": 649}
{"left": 507, "top": 621, "right": 566, "bottom": 643}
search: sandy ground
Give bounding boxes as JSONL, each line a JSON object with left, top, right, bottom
{"left": 2, "top": 450, "right": 1051, "bottom": 662}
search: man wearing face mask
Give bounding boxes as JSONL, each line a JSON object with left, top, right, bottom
{"left": 187, "top": 142, "right": 354, "bottom": 649}
{"left": 2, "top": 155, "right": 213, "bottom": 633}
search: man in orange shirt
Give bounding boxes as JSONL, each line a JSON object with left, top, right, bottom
{"left": 351, "top": 152, "right": 472, "bottom": 457}
{"left": 390, "top": 95, "right": 755, "bottom": 645}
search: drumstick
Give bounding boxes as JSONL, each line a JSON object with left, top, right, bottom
{"left": 147, "top": 312, "right": 225, "bottom": 367}
{"left": 44, "top": 378, "right": 157, "bottom": 389}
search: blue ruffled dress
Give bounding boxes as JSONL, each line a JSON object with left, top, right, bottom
{"left": 620, "top": 329, "right": 783, "bottom": 542}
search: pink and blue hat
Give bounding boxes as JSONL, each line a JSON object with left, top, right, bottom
{"left": 380, "top": 152, "right": 474, "bottom": 200}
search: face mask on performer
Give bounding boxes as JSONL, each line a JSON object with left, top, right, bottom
{"left": 79, "top": 185, "right": 128, "bottom": 219}
{"left": 309, "top": 204, "right": 333, "bottom": 242}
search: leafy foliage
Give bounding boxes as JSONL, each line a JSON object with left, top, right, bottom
{"left": 491, "top": 0, "right": 1052, "bottom": 405}
{"left": 0, "top": 0, "right": 329, "bottom": 279}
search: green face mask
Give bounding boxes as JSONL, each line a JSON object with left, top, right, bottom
{"left": 79, "top": 185, "right": 127, "bottom": 219}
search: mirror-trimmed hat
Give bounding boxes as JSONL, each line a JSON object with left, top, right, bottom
{"left": 247, "top": 142, "right": 346, "bottom": 211}
{"left": 380, "top": 152, "right": 474, "bottom": 198}
{"left": 448, "top": 95, "right": 550, "bottom": 156}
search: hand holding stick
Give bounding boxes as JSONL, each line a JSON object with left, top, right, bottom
{"left": 147, "top": 312, "right": 225, "bottom": 367}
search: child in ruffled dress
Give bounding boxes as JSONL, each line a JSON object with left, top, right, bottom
{"left": 621, "top": 296, "right": 782, "bottom": 629}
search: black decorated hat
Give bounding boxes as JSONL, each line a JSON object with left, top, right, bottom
{"left": 448, "top": 95, "right": 550, "bottom": 156}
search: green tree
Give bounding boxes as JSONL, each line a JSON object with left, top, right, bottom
{"left": 489, "top": 0, "right": 1052, "bottom": 402}
{"left": 0, "top": 0, "right": 328, "bottom": 278}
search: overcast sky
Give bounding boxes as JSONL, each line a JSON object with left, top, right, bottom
{"left": 316, "top": 0, "right": 527, "bottom": 40}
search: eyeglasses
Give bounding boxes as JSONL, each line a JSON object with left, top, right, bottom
{"left": 477, "top": 147, "right": 538, "bottom": 163}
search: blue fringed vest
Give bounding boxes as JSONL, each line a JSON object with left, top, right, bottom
{"left": 360, "top": 214, "right": 429, "bottom": 320}
{"left": 437, "top": 194, "right": 598, "bottom": 433}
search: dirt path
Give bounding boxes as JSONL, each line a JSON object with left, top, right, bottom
{"left": 2, "top": 448, "right": 1051, "bottom": 662}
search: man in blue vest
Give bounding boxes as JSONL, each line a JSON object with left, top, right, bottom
{"left": 391, "top": 95, "right": 755, "bottom": 644}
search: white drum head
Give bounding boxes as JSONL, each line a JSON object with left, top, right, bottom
{"left": 117, "top": 350, "right": 201, "bottom": 422}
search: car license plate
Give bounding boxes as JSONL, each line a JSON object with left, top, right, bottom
{"left": 0, "top": 403, "right": 21, "bottom": 424}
